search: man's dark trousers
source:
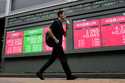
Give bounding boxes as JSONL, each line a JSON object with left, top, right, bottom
{"left": 38, "top": 43, "right": 72, "bottom": 77}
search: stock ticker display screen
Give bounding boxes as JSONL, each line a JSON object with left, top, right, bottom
{"left": 73, "top": 15, "right": 125, "bottom": 49}
{"left": 5, "top": 15, "right": 125, "bottom": 57}
{"left": 73, "top": 19, "right": 101, "bottom": 48}
{"left": 23, "top": 27, "right": 43, "bottom": 53}
{"left": 5, "top": 25, "right": 67, "bottom": 57}
{"left": 5, "top": 31, "right": 24, "bottom": 55}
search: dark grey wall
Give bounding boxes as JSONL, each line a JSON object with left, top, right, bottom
{"left": 3, "top": 52, "right": 125, "bottom": 74}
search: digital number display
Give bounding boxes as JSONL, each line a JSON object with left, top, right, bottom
{"left": 23, "top": 27, "right": 43, "bottom": 53}
{"left": 5, "top": 15, "right": 125, "bottom": 57}
{"left": 5, "top": 32, "right": 24, "bottom": 56}
{"left": 73, "top": 16, "right": 125, "bottom": 49}
{"left": 101, "top": 16, "right": 125, "bottom": 46}
{"left": 5, "top": 25, "right": 67, "bottom": 57}
{"left": 73, "top": 19, "right": 101, "bottom": 49}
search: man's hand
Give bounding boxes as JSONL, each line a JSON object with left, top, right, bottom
{"left": 53, "top": 36, "right": 59, "bottom": 44}
{"left": 54, "top": 38, "right": 59, "bottom": 44}
{"left": 48, "top": 28, "right": 59, "bottom": 44}
{"left": 65, "top": 19, "right": 70, "bottom": 24}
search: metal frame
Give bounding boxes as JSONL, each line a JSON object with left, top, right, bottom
{"left": 5, "top": 0, "right": 11, "bottom": 16}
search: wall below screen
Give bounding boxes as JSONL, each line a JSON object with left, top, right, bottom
{"left": 3, "top": 51, "right": 125, "bottom": 74}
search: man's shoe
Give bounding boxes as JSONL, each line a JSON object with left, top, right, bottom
{"left": 67, "top": 75, "right": 77, "bottom": 80}
{"left": 36, "top": 72, "right": 44, "bottom": 80}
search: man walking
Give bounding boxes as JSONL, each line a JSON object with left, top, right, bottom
{"left": 36, "top": 10, "right": 77, "bottom": 80}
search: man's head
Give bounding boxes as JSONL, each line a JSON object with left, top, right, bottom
{"left": 57, "top": 10, "right": 65, "bottom": 21}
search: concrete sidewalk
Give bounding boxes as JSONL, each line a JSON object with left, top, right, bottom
{"left": 0, "top": 77, "right": 125, "bottom": 83}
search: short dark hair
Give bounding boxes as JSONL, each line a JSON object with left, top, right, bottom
{"left": 57, "top": 10, "right": 64, "bottom": 17}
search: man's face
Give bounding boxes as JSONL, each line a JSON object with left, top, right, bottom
{"left": 59, "top": 12, "right": 65, "bottom": 21}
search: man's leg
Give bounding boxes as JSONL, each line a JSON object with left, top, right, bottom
{"left": 58, "top": 46, "right": 77, "bottom": 80}
{"left": 58, "top": 46, "right": 72, "bottom": 77}
{"left": 37, "top": 47, "right": 57, "bottom": 79}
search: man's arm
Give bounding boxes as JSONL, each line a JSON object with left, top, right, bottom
{"left": 48, "top": 28, "right": 59, "bottom": 43}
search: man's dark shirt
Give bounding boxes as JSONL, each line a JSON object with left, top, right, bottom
{"left": 50, "top": 19, "right": 65, "bottom": 45}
